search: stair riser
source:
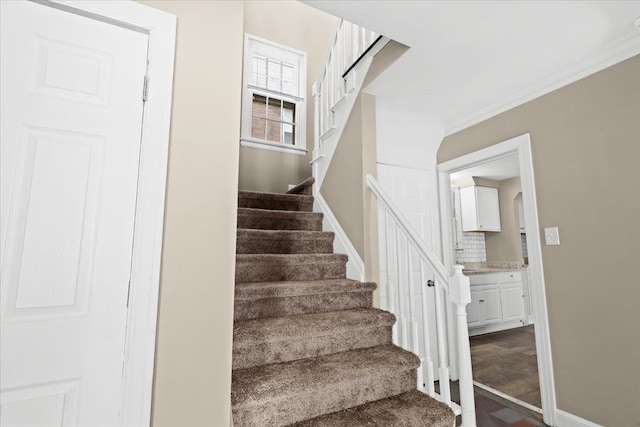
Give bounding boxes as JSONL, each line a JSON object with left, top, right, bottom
{"left": 237, "top": 214, "right": 322, "bottom": 231}
{"left": 232, "top": 369, "right": 417, "bottom": 427}
{"left": 238, "top": 197, "right": 313, "bottom": 212}
{"left": 233, "top": 326, "right": 392, "bottom": 370}
{"left": 236, "top": 236, "right": 333, "bottom": 254}
{"left": 235, "top": 262, "right": 346, "bottom": 283}
{"left": 234, "top": 292, "right": 373, "bottom": 321}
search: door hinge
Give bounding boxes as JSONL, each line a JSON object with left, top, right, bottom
{"left": 142, "top": 75, "right": 149, "bottom": 102}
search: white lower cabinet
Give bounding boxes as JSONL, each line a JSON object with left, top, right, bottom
{"left": 500, "top": 282, "right": 526, "bottom": 322}
{"left": 467, "top": 271, "right": 526, "bottom": 334}
{"left": 468, "top": 285, "right": 501, "bottom": 327}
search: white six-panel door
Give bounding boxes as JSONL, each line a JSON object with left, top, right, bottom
{"left": 1, "top": 2, "right": 148, "bottom": 425}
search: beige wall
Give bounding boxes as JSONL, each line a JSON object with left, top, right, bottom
{"left": 485, "top": 177, "right": 523, "bottom": 264}
{"left": 138, "top": 2, "right": 243, "bottom": 426}
{"left": 320, "top": 92, "right": 379, "bottom": 286}
{"left": 239, "top": 1, "right": 336, "bottom": 193}
{"left": 439, "top": 55, "right": 640, "bottom": 426}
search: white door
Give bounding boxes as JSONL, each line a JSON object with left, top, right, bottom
{"left": 1, "top": 2, "right": 148, "bottom": 426}
{"left": 376, "top": 163, "right": 440, "bottom": 379}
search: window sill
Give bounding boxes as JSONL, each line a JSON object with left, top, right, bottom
{"left": 240, "top": 138, "right": 307, "bottom": 156}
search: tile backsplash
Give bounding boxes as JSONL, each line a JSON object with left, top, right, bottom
{"left": 521, "top": 233, "right": 528, "bottom": 259}
{"left": 455, "top": 231, "right": 487, "bottom": 263}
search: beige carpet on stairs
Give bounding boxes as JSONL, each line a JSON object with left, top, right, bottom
{"left": 232, "top": 177, "right": 455, "bottom": 427}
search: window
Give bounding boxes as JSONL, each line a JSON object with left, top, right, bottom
{"left": 241, "top": 34, "right": 307, "bottom": 155}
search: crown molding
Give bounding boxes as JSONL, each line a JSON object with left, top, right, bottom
{"left": 445, "top": 32, "right": 640, "bottom": 136}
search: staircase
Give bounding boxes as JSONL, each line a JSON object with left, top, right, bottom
{"left": 232, "top": 178, "right": 455, "bottom": 426}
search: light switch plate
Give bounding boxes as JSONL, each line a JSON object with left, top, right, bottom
{"left": 544, "top": 227, "right": 560, "bottom": 245}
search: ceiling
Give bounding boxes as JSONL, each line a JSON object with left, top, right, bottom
{"left": 304, "top": 1, "right": 640, "bottom": 134}
{"left": 450, "top": 154, "right": 520, "bottom": 182}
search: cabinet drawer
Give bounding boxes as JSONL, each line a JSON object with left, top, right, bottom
{"left": 501, "top": 271, "right": 522, "bottom": 283}
{"left": 469, "top": 271, "right": 521, "bottom": 285}
{"left": 468, "top": 272, "right": 502, "bottom": 285}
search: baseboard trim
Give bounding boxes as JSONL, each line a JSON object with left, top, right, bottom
{"left": 314, "top": 192, "right": 365, "bottom": 281}
{"left": 556, "top": 409, "right": 603, "bottom": 427}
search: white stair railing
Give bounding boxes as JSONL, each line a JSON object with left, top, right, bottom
{"left": 367, "top": 174, "right": 477, "bottom": 427}
{"left": 315, "top": 19, "right": 380, "bottom": 139}
{"left": 311, "top": 19, "right": 384, "bottom": 197}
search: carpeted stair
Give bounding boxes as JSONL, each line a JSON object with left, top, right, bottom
{"left": 232, "top": 178, "right": 454, "bottom": 426}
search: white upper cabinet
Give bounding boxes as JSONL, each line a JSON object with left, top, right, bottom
{"left": 460, "top": 186, "right": 501, "bottom": 232}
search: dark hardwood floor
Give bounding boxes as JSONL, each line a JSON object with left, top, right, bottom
{"left": 470, "top": 325, "right": 541, "bottom": 409}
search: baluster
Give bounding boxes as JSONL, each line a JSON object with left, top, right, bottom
{"left": 328, "top": 53, "right": 334, "bottom": 109}
{"left": 360, "top": 27, "right": 366, "bottom": 56}
{"left": 394, "top": 226, "right": 407, "bottom": 348}
{"left": 351, "top": 23, "right": 359, "bottom": 64}
{"left": 386, "top": 215, "right": 398, "bottom": 341}
{"left": 341, "top": 22, "right": 346, "bottom": 85}
{"left": 419, "top": 260, "right": 435, "bottom": 396}
{"left": 382, "top": 211, "right": 392, "bottom": 312}
{"left": 391, "top": 222, "right": 402, "bottom": 346}
{"left": 312, "top": 80, "right": 321, "bottom": 152}
{"left": 406, "top": 240, "right": 422, "bottom": 390}
{"left": 322, "top": 73, "right": 328, "bottom": 133}
{"left": 433, "top": 276, "right": 451, "bottom": 405}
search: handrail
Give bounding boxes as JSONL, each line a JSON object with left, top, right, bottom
{"left": 366, "top": 174, "right": 449, "bottom": 288}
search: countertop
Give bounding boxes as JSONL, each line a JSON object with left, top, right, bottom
{"left": 459, "top": 261, "right": 526, "bottom": 275}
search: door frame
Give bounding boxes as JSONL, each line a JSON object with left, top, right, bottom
{"left": 39, "top": 1, "right": 176, "bottom": 425}
{"left": 437, "top": 133, "right": 557, "bottom": 426}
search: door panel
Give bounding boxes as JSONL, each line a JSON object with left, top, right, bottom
{"left": 1, "top": 2, "right": 148, "bottom": 425}
{"left": 501, "top": 282, "right": 526, "bottom": 322}
{"left": 483, "top": 286, "right": 502, "bottom": 324}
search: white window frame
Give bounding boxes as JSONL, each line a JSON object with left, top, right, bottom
{"left": 241, "top": 33, "right": 307, "bottom": 156}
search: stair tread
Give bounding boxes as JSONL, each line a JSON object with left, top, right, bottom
{"left": 238, "top": 207, "right": 321, "bottom": 217}
{"left": 239, "top": 190, "right": 313, "bottom": 200}
{"left": 234, "top": 308, "right": 395, "bottom": 345}
{"left": 235, "top": 279, "right": 376, "bottom": 299}
{"left": 232, "top": 345, "right": 419, "bottom": 406}
{"left": 237, "top": 229, "right": 334, "bottom": 239}
{"left": 291, "top": 390, "right": 455, "bottom": 427}
{"left": 237, "top": 253, "right": 347, "bottom": 263}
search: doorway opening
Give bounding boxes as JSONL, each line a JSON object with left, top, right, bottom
{"left": 437, "top": 134, "right": 557, "bottom": 426}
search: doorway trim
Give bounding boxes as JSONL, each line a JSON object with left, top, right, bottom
{"left": 437, "top": 133, "right": 557, "bottom": 426}
{"left": 43, "top": 1, "right": 176, "bottom": 425}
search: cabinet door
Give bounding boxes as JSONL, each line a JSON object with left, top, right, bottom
{"left": 501, "top": 282, "right": 525, "bottom": 322}
{"left": 459, "top": 186, "right": 479, "bottom": 231}
{"left": 467, "top": 288, "right": 482, "bottom": 327}
{"left": 476, "top": 186, "right": 501, "bottom": 231}
{"left": 482, "top": 285, "right": 502, "bottom": 324}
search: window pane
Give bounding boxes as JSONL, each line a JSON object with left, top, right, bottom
{"left": 251, "top": 116, "right": 267, "bottom": 140}
{"left": 251, "top": 95, "right": 267, "bottom": 139}
{"left": 267, "top": 97, "right": 282, "bottom": 121}
{"left": 252, "top": 56, "right": 267, "bottom": 88}
{"left": 267, "top": 59, "right": 281, "bottom": 92}
{"left": 266, "top": 119, "right": 281, "bottom": 143}
{"left": 283, "top": 123, "right": 294, "bottom": 145}
{"left": 252, "top": 94, "right": 267, "bottom": 118}
{"left": 282, "top": 64, "right": 295, "bottom": 96}
{"left": 283, "top": 101, "right": 295, "bottom": 124}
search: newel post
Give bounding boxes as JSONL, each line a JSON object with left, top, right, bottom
{"left": 311, "top": 79, "right": 321, "bottom": 197}
{"left": 449, "top": 265, "right": 476, "bottom": 427}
